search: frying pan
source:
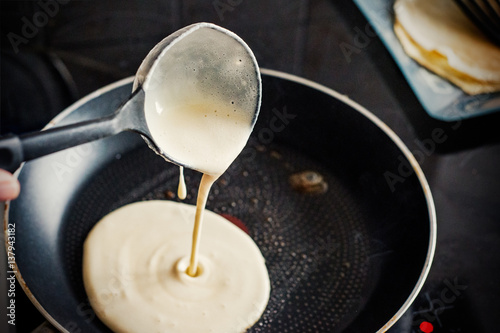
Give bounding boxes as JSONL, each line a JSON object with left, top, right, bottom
{"left": 4, "top": 69, "right": 436, "bottom": 332}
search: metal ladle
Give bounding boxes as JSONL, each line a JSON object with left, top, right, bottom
{"left": 0, "top": 22, "right": 261, "bottom": 174}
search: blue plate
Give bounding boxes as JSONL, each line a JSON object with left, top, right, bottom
{"left": 353, "top": 0, "right": 500, "bottom": 121}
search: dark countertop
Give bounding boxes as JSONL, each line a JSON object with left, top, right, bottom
{"left": 1, "top": 1, "right": 499, "bottom": 332}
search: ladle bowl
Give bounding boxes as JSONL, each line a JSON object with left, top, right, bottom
{"left": 0, "top": 22, "right": 261, "bottom": 174}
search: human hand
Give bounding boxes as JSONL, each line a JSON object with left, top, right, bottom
{"left": 0, "top": 169, "right": 20, "bottom": 201}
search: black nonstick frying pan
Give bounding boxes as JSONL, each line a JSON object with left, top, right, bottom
{"left": 4, "top": 69, "right": 436, "bottom": 332}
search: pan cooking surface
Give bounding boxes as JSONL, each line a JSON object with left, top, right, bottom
{"left": 62, "top": 138, "right": 372, "bottom": 332}
{"left": 9, "top": 72, "right": 434, "bottom": 332}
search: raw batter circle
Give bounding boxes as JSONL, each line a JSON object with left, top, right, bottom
{"left": 83, "top": 200, "right": 270, "bottom": 333}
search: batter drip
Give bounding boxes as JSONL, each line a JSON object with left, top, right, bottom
{"left": 83, "top": 24, "right": 268, "bottom": 333}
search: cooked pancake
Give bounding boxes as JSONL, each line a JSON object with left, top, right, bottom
{"left": 394, "top": 0, "right": 500, "bottom": 95}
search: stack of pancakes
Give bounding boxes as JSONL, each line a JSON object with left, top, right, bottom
{"left": 394, "top": 0, "right": 500, "bottom": 95}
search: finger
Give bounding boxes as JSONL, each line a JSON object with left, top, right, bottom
{"left": 0, "top": 169, "right": 21, "bottom": 201}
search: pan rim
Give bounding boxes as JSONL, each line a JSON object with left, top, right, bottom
{"left": 4, "top": 69, "right": 437, "bottom": 333}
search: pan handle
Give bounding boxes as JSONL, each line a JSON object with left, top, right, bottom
{"left": 0, "top": 113, "right": 119, "bottom": 173}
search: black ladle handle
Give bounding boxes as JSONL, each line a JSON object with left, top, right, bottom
{"left": 0, "top": 89, "right": 146, "bottom": 173}
{"left": 0, "top": 114, "right": 119, "bottom": 173}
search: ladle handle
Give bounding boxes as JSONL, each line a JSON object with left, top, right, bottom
{"left": 0, "top": 114, "right": 119, "bottom": 173}
{"left": 0, "top": 89, "right": 146, "bottom": 174}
